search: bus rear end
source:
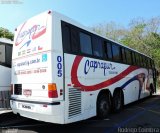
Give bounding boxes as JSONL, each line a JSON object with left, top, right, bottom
{"left": 10, "top": 11, "right": 65, "bottom": 124}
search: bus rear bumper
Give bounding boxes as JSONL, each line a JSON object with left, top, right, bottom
{"left": 10, "top": 99, "right": 65, "bottom": 124}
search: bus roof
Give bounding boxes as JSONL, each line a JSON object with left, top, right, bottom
{"left": 0, "top": 38, "right": 13, "bottom": 45}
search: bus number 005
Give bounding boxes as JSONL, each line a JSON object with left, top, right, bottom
{"left": 57, "top": 56, "right": 62, "bottom": 77}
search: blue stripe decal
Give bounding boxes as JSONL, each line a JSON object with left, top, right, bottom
{"left": 121, "top": 74, "right": 143, "bottom": 100}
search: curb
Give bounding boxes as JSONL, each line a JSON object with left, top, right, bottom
{"left": 0, "top": 109, "right": 12, "bottom": 115}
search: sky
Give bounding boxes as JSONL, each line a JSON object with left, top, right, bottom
{"left": 0, "top": 0, "right": 160, "bottom": 32}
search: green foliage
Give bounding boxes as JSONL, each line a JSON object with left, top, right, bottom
{"left": 0, "top": 27, "right": 14, "bottom": 40}
{"left": 91, "top": 17, "right": 160, "bottom": 71}
{"left": 92, "top": 22, "right": 127, "bottom": 42}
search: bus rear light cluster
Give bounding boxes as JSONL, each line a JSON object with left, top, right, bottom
{"left": 60, "top": 89, "right": 63, "bottom": 96}
{"left": 14, "top": 84, "right": 22, "bottom": 95}
{"left": 48, "top": 83, "right": 58, "bottom": 98}
{"left": 43, "top": 104, "right": 48, "bottom": 108}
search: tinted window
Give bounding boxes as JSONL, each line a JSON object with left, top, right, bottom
{"left": 105, "top": 42, "right": 112, "bottom": 60}
{"left": 112, "top": 44, "right": 121, "bottom": 62}
{"left": 140, "top": 55, "right": 146, "bottom": 67}
{"left": 151, "top": 60, "right": 155, "bottom": 69}
{"left": 140, "top": 55, "right": 145, "bottom": 67}
{"left": 80, "top": 32, "right": 92, "bottom": 55}
{"left": 0, "top": 44, "right": 5, "bottom": 63}
{"left": 92, "top": 36, "right": 103, "bottom": 57}
{"left": 6, "top": 45, "right": 12, "bottom": 66}
{"left": 150, "top": 59, "right": 152, "bottom": 68}
{"left": 139, "top": 55, "right": 143, "bottom": 66}
{"left": 121, "top": 48, "right": 126, "bottom": 63}
{"left": 148, "top": 58, "right": 151, "bottom": 68}
{"left": 132, "top": 52, "right": 136, "bottom": 65}
{"left": 135, "top": 53, "right": 140, "bottom": 66}
{"left": 141, "top": 55, "right": 145, "bottom": 67}
{"left": 62, "top": 25, "right": 71, "bottom": 53}
{"left": 143, "top": 56, "right": 147, "bottom": 67}
{"left": 125, "top": 49, "right": 132, "bottom": 64}
{"left": 71, "top": 28, "right": 79, "bottom": 53}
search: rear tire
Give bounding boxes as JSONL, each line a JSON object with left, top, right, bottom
{"left": 113, "top": 90, "right": 123, "bottom": 113}
{"left": 97, "top": 94, "right": 111, "bottom": 119}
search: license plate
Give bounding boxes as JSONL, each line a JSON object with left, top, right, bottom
{"left": 18, "top": 103, "right": 34, "bottom": 110}
{"left": 23, "top": 89, "right": 32, "bottom": 97}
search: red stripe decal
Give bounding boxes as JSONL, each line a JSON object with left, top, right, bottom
{"left": 71, "top": 56, "right": 138, "bottom": 91}
{"left": 15, "top": 22, "right": 27, "bottom": 46}
{"left": 32, "top": 26, "right": 46, "bottom": 40}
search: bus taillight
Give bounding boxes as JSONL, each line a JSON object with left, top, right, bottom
{"left": 48, "top": 83, "right": 58, "bottom": 98}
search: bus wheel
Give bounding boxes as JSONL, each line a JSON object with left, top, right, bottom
{"left": 113, "top": 90, "right": 124, "bottom": 113}
{"left": 97, "top": 93, "right": 111, "bottom": 119}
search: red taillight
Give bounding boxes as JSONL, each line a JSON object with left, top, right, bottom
{"left": 48, "top": 83, "right": 58, "bottom": 98}
{"left": 43, "top": 104, "right": 48, "bottom": 107}
{"left": 11, "top": 84, "right": 13, "bottom": 94}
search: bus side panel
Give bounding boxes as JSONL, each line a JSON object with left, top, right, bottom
{"left": 123, "top": 68, "right": 150, "bottom": 105}
{"left": 0, "top": 65, "right": 11, "bottom": 91}
{"left": 0, "top": 65, "right": 11, "bottom": 109}
{"left": 63, "top": 54, "right": 97, "bottom": 124}
{"left": 52, "top": 13, "right": 66, "bottom": 101}
{"left": 63, "top": 53, "right": 152, "bottom": 123}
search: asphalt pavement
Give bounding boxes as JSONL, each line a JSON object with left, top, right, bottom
{"left": 0, "top": 93, "right": 160, "bottom": 133}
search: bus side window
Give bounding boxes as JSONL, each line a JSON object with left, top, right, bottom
{"left": 79, "top": 32, "right": 92, "bottom": 55}
{"left": 139, "top": 55, "right": 142, "bottom": 66}
{"left": 151, "top": 60, "right": 155, "bottom": 69}
{"left": 104, "top": 41, "right": 113, "bottom": 60}
{"left": 62, "top": 25, "right": 71, "bottom": 53}
{"left": 141, "top": 55, "right": 144, "bottom": 67}
{"left": 135, "top": 53, "right": 140, "bottom": 66}
{"left": 148, "top": 59, "right": 152, "bottom": 68}
{"left": 142, "top": 56, "right": 144, "bottom": 67}
{"left": 6, "top": 45, "right": 12, "bottom": 67}
{"left": 71, "top": 27, "right": 79, "bottom": 53}
{"left": 149, "top": 59, "right": 152, "bottom": 68}
{"left": 0, "top": 44, "right": 5, "bottom": 64}
{"left": 125, "top": 49, "right": 132, "bottom": 65}
{"left": 92, "top": 36, "right": 103, "bottom": 57}
{"left": 112, "top": 44, "right": 121, "bottom": 62}
{"left": 132, "top": 52, "right": 136, "bottom": 65}
{"left": 143, "top": 56, "right": 147, "bottom": 68}
{"left": 121, "top": 47, "right": 126, "bottom": 63}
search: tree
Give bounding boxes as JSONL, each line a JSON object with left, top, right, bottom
{"left": 91, "top": 17, "right": 160, "bottom": 85}
{"left": 92, "top": 22, "right": 127, "bottom": 42}
{"left": 0, "top": 27, "right": 14, "bottom": 40}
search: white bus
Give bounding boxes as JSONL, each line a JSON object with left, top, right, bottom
{"left": 10, "top": 10, "right": 156, "bottom": 124}
{"left": 0, "top": 38, "right": 12, "bottom": 109}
